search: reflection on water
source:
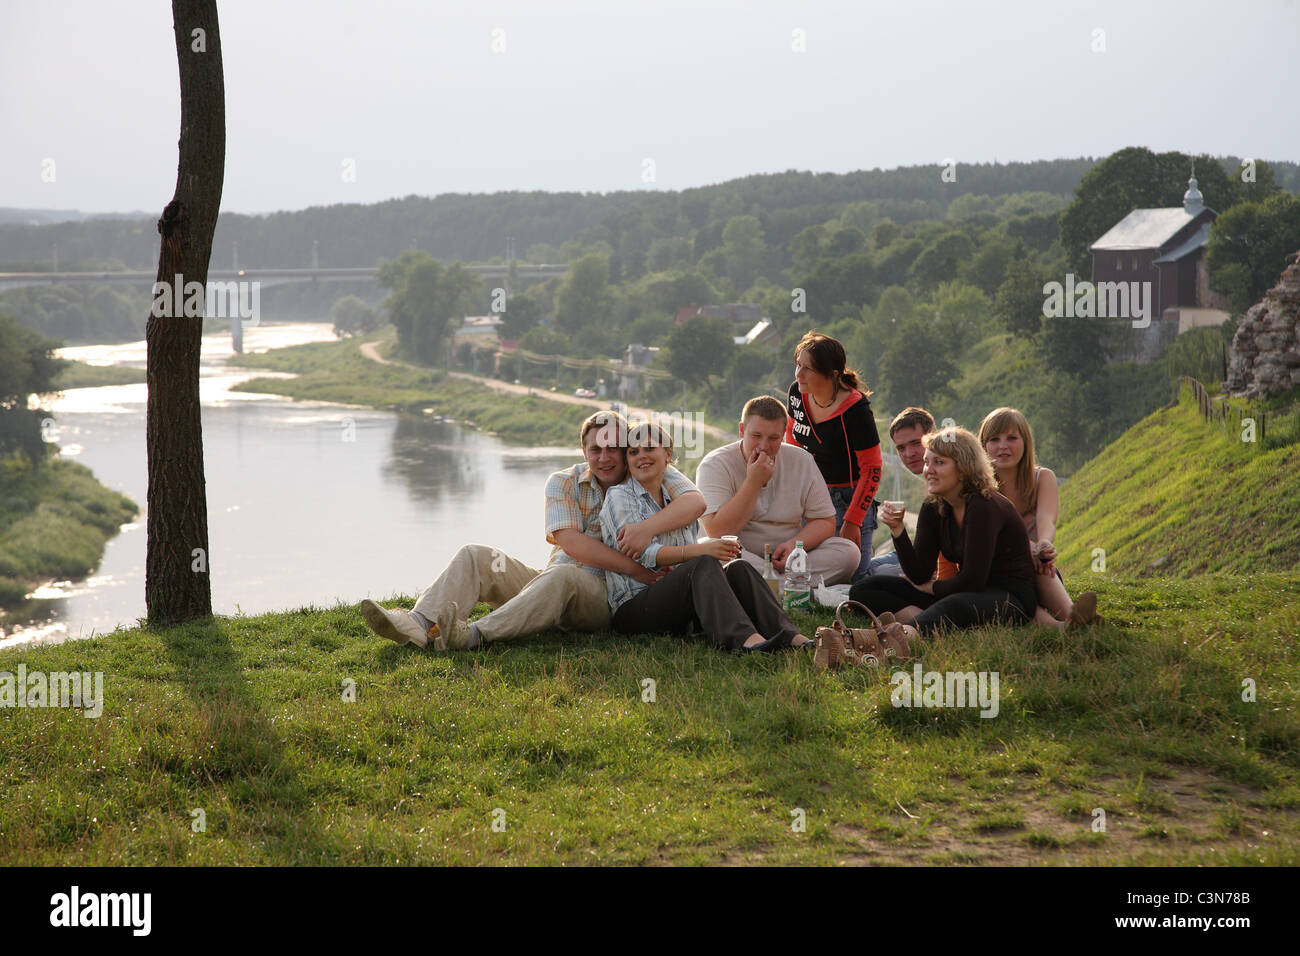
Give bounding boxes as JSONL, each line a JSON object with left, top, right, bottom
{"left": 3, "top": 323, "right": 577, "bottom": 649}
{"left": 382, "top": 416, "right": 484, "bottom": 506}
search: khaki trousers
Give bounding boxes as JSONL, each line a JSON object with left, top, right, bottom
{"left": 411, "top": 544, "right": 610, "bottom": 643}
{"left": 735, "top": 536, "right": 861, "bottom": 586}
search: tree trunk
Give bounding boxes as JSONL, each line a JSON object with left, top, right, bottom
{"left": 146, "top": 0, "right": 225, "bottom": 624}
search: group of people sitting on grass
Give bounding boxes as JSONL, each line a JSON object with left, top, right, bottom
{"left": 360, "top": 330, "right": 1101, "bottom": 655}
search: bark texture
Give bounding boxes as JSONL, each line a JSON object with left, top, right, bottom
{"left": 146, "top": 0, "right": 225, "bottom": 624}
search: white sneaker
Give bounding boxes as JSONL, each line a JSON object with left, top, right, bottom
{"left": 360, "top": 599, "right": 429, "bottom": 648}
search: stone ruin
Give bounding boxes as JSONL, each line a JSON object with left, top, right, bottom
{"left": 1225, "top": 250, "right": 1300, "bottom": 398}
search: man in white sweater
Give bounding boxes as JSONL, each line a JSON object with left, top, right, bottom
{"left": 696, "top": 396, "right": 859, "bottom": 586}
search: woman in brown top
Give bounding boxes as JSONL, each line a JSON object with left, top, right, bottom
{"left": 848, "top": 426, "right": 1037, "bottom": 636}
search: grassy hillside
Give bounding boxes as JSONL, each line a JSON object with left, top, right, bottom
{"left": 1056, "top": 384, "right": 1300, "bottom": 580}
{"left": 933, "top": 330, "right": 1225, "bottom": 479}
{"left": 1, "top": 571, "right": 1297, "bottom": 865}
{"left": 0, "top": 456, "right": 138, "bottom": 612}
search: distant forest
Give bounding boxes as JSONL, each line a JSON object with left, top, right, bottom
{"left": 3, "top": 159, "right": 1102, "bottom": 271}
{"left": 1, "top": 157, "right": 1297, "bottom": 274}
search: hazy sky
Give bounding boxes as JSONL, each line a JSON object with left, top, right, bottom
{"left": 3, "top": 0, "right": 1297, "bottom": 215}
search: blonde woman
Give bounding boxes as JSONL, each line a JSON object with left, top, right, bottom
{"left": 848, "top": 426, "right": 1038, "bottom": 636}
{"left": 978, "top": 407, "right": 1099, "bottom": 629}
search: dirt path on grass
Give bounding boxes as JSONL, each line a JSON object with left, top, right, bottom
{"left": 357, "top": 339, "right": 736, "bottom": 442}
{"left": 359, "top": 340, "right": 396, "bottom": 366}
{"left": 714, "top": 767, "right": 1297, "bottom": 866}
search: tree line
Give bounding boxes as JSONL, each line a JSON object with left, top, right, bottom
{"left": 0, "top": 158, "right": 1107, "bottom": 272}
{"left": 370, "top": 147, "right": 1297, "bottom": 476}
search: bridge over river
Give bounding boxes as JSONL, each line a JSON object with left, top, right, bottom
{"left": 0, "top": 262, "right": 570, "bottom": 293}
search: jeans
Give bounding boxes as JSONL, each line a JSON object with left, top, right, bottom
{"left": 828, "top": 486, "right": 891, "bottom": 583}
{"left": 847, "top": 574, "right": 1037, "bottom": 637}
{"left": 611, "top": 556, "right": 799, "bottom": 651}
{"left": 865, "top": 550, "right": 903, "bottom": 578}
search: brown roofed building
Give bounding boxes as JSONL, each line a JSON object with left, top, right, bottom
{"left": 1090, "top": 171, "right": 1230, "bottom": 336}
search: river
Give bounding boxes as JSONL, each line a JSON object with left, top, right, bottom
{"left": 2, "top": 323, "right": 576, "bottom": 650}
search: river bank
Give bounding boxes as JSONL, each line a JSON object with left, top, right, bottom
{"left": 0, "top": 456, "right": 137, "bottom": 638}
{"left": 4, "top": 320, "right": 361, "bottom": 648}
{"left": 230, "top": 330, "right": 735, "bottom": 470}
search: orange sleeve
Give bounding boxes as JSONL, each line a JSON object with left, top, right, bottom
{"left": 843, "top": 443, "right": 882, "bottom": 527}
{"left": 936, "top": 552, "right": 960, "bottom": 581}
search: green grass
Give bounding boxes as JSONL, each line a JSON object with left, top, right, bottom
{"left": 942, "top": 333, "right": 1035, "bottom": 413}
{"left": 10, "top": 327, "right": 1298, "bottom": 865}
{"left": 0, "top": 455, "right": 138, "bottom": 612}
{"left": 1057, "top": 384, "right": 1300, "bottom": 579}
{"left": 935, "top": 327, "right": 1232, "bottom": 478}
{"left": 2, "top": 571, "right": 1297, "bottom": 865}
{"left": 51, "top": 361, "right": 146, "bottom": 389}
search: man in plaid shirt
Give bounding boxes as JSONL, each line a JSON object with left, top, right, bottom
{"left": 360, "top": 411, "right": 705, "bottom": 650}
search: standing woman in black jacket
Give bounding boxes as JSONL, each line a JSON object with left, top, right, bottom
{"left": 784, "top": 331, "right": 884, "bottom": 582}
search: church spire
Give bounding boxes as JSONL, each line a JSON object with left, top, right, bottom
{"left": 1183, "top": 162, "right": 1205, "bottom": 215}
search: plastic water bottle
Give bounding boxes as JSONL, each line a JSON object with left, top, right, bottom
{"left": 783, "top": 540, "right": 811, "bottom": 611}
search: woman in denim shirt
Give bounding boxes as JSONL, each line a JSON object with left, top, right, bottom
{"left": 600, "top": 422, "right": 812, "bottom": 652}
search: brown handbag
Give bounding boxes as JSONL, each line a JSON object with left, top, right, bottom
{"left": 814, "top": 601, "right": 913, "bottom": 670}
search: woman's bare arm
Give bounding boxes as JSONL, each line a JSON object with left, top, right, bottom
{"left": 1035, "top": 468, "right": 1060, "bottom": 546}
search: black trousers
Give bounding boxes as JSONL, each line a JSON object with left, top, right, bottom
{"left": 848, "top": 574, "right": 1036, "bottom": 636}
{"left": 613, "top": 556, "right": 800, "bottom": 651}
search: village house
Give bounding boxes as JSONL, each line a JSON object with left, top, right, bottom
{"left": 1090, "top": 171, "right": 1231, "bottom": 360}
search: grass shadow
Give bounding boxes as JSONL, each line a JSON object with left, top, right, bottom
{"left": 156, "top": 615, "right": 345, "bottom": 862}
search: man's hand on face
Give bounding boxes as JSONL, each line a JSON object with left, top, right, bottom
{"left": 744, "top": 446, "right": 776, "bottom": 488}
{"left": 771, "top": 538, "right": 797, "bottom": 573}
{"left": 617, "top": 521, "right": 655, "bottom": 560}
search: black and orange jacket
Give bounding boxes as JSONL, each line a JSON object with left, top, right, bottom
{"left": 785, "top": 381, "right": 882, "bottom": 529}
